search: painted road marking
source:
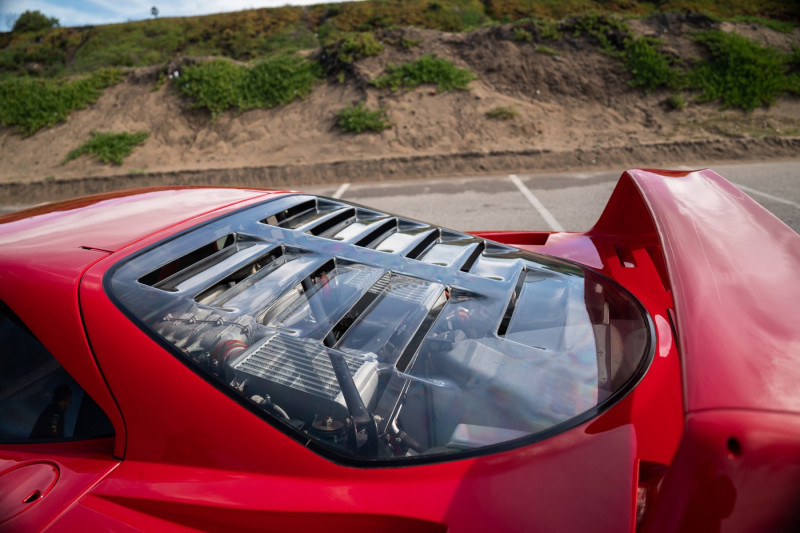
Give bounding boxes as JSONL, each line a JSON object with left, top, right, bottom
{"left": 332, "top": 183, "right": 350, "bottom": 199}
{"left": 733, "top": 182, "right": 800, "bottom": 210}
{"left": 509, "top": 174, "right": 565, "bottom": 232}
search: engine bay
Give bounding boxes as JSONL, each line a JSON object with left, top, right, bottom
{"left": 110, "top": 194, "right": 653, "bottom": 461}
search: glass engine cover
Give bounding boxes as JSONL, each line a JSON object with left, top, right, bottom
{"left": 108, "top": 194, "right": 653, "bottom": 462}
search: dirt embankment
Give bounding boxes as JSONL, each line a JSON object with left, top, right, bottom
{"left": 1, "top": 14, "right": 799, "bottom": 203}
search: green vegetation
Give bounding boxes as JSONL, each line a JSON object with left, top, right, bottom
{"left": 399, "top": 36, "right": 424, "bottom": 49}
{"left": 0, "top": 7, "right": 309, "bottom": 77}
{"left": 485, "top": 0, "right": 632, "bottom": 21}
{"left": 666, "top": 93, "right": 686, "bottom": 110}
{"left": 381, "top": 33, "right": 425, "bottom": 50}
{"left": 623, "top": 37, "right": 677, "bottom": 92}
{"left": 565, "top": 15, "right": 800, "bottom": 109}
{"left": 533, "top": 18, "right": 563, "bottom": 40}
{"left": 11, "top": 10, "right": 59, "bottom": 33}
{"left": 312, "top": 0, "right": 488, "bottom": 35}
{"left": 513, "top": 27, "right": 533, "bottom": 42}
{"left": 0, "top": 1, "right": 796, "bottom": 79}
{"left": 335, "top": 102, "right": 392, "bottom": 132}
{"left": 568, "top": 13, "right": 631, "bottom": 54}
{"left": 568, "top": 14, "right": 679, "bottom": 92}
{"left": 63, "top": 130, "right": 150, "bottom": 165}
{"left": 176, "top": 55, "right": 322, "bottom": 119}
{"left": 726, "top": 15, "right": 797, "bottom": 33}
{"left": 688, "top": 30, "right": 799, "bottom": 111}
{"left": 536, "top": 45, "right": 559, "bottom": 55}
{"left": 336, "top": 32, "right": 385, "bottom": 63}
{"left": 0, "top": 1, "right": 799, "bottom": 137}
{"left": 486, "top": 105, "right": 518, "bottom": 119}
{"left": 320, "top": 31, "right": 384, "bottom": 78}
{"left": 372, "top": 54, "right": 476, "bottom": 92}
{"left": 344, "top": 32, "right": 385, "bottom": 61}
{"left": 0, "top": 68, "right": 121, "bottom": 135}
{"left": 658, "top": 0, "right": 796, "bottom": 21}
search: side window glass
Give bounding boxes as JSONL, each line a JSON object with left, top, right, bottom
{"left": 0, "top": 302, "right": 113, "bottom": 443}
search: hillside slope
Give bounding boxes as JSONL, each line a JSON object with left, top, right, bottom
{"left": 1, "top": 15, "right": 799, "bottom": 199}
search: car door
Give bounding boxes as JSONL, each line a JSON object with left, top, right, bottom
{"left": 0, "top": 302, "right": 120, "bottom": 531}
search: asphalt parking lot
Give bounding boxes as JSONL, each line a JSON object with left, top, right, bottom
{"left": 1, "top": 161, "right": 798, "bottom": 234}
{"left": 305, "top": 161, "right": 800, "bottom": 234}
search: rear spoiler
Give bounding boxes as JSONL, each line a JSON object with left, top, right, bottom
{"left": 592, "top": 168, "right": 800, "bottom": 415}
{"left": 595, "top": 169, "right": 800, "bottom": 532}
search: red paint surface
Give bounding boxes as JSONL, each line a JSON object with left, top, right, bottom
{"left": 1, "top": 171, "right": 798, "bottom": 531}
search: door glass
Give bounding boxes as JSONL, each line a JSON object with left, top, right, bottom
{"left": 0, "top": 302, "right": 113, "bottom": 443}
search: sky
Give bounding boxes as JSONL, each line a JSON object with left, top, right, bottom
{"left": 0, "top": 0, "right": 342, "bottom": 32}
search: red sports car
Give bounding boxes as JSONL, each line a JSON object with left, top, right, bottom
{"left": 1, "top": 169, "right": 798, "bottom": 532}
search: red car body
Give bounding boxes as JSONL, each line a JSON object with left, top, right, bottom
{"left": 0, "top": 169, "right": 798, "bottom": 532}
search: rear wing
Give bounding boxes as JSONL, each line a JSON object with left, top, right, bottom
{"left": 591, "top": 168, "right": 800, "bottom": 415}
{"left": 603, "top": 170, "right": 800, "bottom": 533}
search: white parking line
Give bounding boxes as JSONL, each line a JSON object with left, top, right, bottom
{"left": 332, "top": 183, "right": 350, "bottom": 199}
{"left": 508, "top": 174, "right": 565, "bottom": 232}
{"left": 733, "top": 183, "right": 800, "bottom": 210}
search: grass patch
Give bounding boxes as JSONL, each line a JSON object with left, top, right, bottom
{"left": 318, "top": 0, "right": 489, "bottom": 33}
{"left": 513, "top": 27, "right": 533, "bottom": 42}
{"left": 486, "top": 105, "right": 518, "bottom": 119}
{"left": 726, "top": 15, "right": 797, "bottom": 33}
{"left": 335, "top": 102, "right": 392, "bottom": 133}
{"left": 63, "top": 130, "right": 150, "bottom": 165}
{"left": 661, "top": 0, "right": 799, "bottom": 22}
{"left": 176, "top": 55, "right": 322, "bottom": 119}
{"left": 536, "top": 45, "right": 559, "bottom": 55}
{"left": 399, "top": 36, "right": 424, "bottom": 49}
{"left": 372, "top": 54, "right": 476, "bottom": 92}
{"left": 0, "top": 68, "right": 121, "bottom": 135}
{"left": 688, "top": 30, "right": 799, "bottom": 111}
{"left": 375, "top": 31, "right": 424, "bottom": 51}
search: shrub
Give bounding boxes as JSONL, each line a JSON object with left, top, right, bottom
{"left": 12, "top": 10, "right": 59, "bottom": 33}
{"left": 63, "top": 130, "right": 150, "bottom": 165}
{"left": 177, "top": 56, "right": 322, "bottom": 119}
{"left": 666, "top": 93, "right": 686, "bottom": 110}
{"left": 486, "top": 105, "right": 518, "bottom": 119}
{"left": 176, "top": 60, "right": 242, "bottom": 118}
{"left": 568, "top": 15, "right": 680, "bottom": 93}
{"left": 624, "top": 37, "right": 679, "bottom": 92}
{"left": 372, "top": 54, "right": 476, "bottom": 92}
{"left": 568, "top": 13, "right": 631, "bottom": 54}
{"left": 688, "top": 30, "right": 795, "bottom": 111}
{"left": 534, "top": 18, "right": 562, "bottom": 40}
{"left": 335, "top": 102, "right": 392, "bottom": 133}
{"left": 240, "top": 56, "right": 321, "bottom": 108}
{"left": 337, "top": 32, "right": 385, "bottom": 63}
{"left": 0, "top": 68, "right": 122, "bottom": 135}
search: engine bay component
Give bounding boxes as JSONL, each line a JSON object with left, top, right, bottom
{"left": 109, "top": 194, "right": 653, "bottom": 461}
